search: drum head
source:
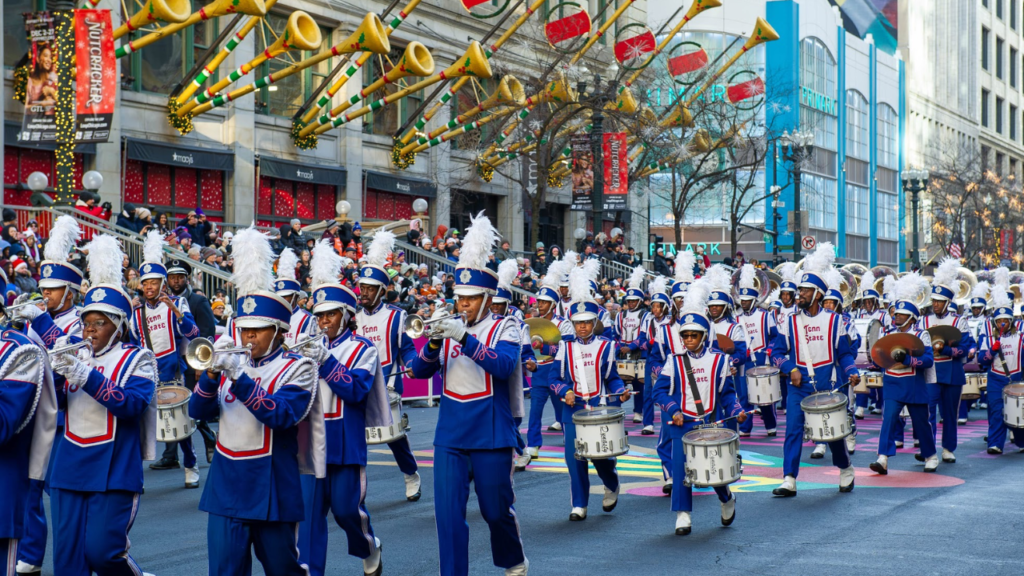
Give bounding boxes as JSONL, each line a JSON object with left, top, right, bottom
{"left": 800, "top": 392, "right": 847, "bottom": 411}
{"left": 573, "top": 407, "right": 624, "bottom": 424}
{"left": 1005, "top": 384, "right": 1024, "bottom": 398}
{"left": 747, "top": 366, "right": 779, "bottom": 377}
{"left": 157, "top": 386, "right": 190, "bottom": 406}
{"left": 683, "top": 427, "right": 739, "bottom": 444}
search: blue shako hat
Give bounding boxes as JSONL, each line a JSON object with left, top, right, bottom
{"left": 892, "top": 272, "right": 931, "bottom": 320}
{"left": 274, "top": 248, "right": 302, "bottom": 297}
{"left": 930, "top": 257, "right": 961, "bottom": 302}
{"left": 568, "top": 258, "right": 602, "bottom": 322}
{"left": 140, "top": 230, "right": 168, "bottom": 282}
{"left": 309, "top": 239, "right": 356, "bottom": 315}
{"left": 453, "top": 212, "right": 501, "bottom": 297}
{"left": 492, "top": 259, "right": 519, "bottom": 304}
{"left": 230, "top": 227, "right": 292, "bottom": 330}
{"left": 81, "top": 235, "right": 133, "bottom": 320}
{"left": 625, "top": 265, "right": 646, "bottom": 301}
{"left": 360, "top": 229, "right": 397, "bottom": 287}
{"left": 676, "top": 279, "right": 713, "bottom": 351}
{"left": 39, "top": 215, "right": 83, "bottom": 290}
{"left": 648, "top": 276, "right": 670, "bottom": 307}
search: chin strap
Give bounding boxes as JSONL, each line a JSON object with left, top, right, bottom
{"left": 898, "top": 315, "right": 917, "bottom": 331}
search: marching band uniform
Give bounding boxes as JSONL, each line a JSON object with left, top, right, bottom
{"left": 643, "top": 278, "right": 675, "bottom": 487}
{"left": 653, "top": 280, "right": 742, "bottom": 535}
{"left": 964, "top": 289, "right": 990, "bottom": 415}
{"left": 274, "top": 248, "right": 317, "bottom": 350}
{"left": 525, "top": 283, "right": 572, "bottom": 457}
{"left": 49, "top": 234, "right": 158, "bottom": 576}
{"left": 922, "top": 259, "right": 976, "bottom": 462}
{"left": 188, "top": 227, "right": 324, "bottom": 576}
{"left": 813, "top": 282, "right": 861, "bottom": 458}
{"left": 356, "top": 231, "right": 421, "bottom": 501}
{"left": 869, "top": 281, "right": 938, "bottom": 474}
{"left": 618, "top": 272, "right": 650, "bottom": 429}
{"left": 130, "top": 231, "right": 201, "bottom": 487}
{"left": 298, "top": 242, "right": 389, "bottom": 576}
{"left": 854, "top": 283, "right": 886, "bottom": 417}
{"left": 736, "top": 270, "right": 779, "bottom": 436}
{"left": 774, "top": 263, "right": 800, "bottom": 412}
{"left": 977, "top": 289, "right": 1024, "bottom": 454}
{"left": 491, "top": 262, "right": 534, "bottom": 470}
{"left": 406, "top": 214, "right": 528, "bottom": 576}
{"left": 550, "top": 261, "right": 624, "bottom": 521}
{"left": 769, "top": 249, "right": 859, "bottom": 496}
{"left": 707, "top": 289, "right": 748, "bottom": 434}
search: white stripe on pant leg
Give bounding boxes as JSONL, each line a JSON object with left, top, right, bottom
{"left": 294, "top": 522, "right": 311, "bottom": 575}
{"left": 358, "top": 466, "right": 374, "bottom": 551}
{"left": 6, "top": 539, "right": 17, "bottom": 576}
{"left": 125, "top": 493, "right": 143, "bottom": 576}
{"left": 507, "top": 452, "right": 525, "bottom": 545}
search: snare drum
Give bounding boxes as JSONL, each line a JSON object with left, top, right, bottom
{"left": 156, "top": 385, "right": 195, "bottom": 442}
{"left": 962, "top": 373, "right": 985, "bottom": 400}
{"left": 863, "top": 371, "right": 883, "bottom": 389}
{"left": 746, "top": 366, "right": 781, "bottom": 406}
{"left": 634, "top": 360, "right": 646, "bottom": 381}
{"left": 366, "top": 391, "right": 406, "bottom": 445}
{"left": 616, "top": 361, "right": 636, "bottom": 379}
{"left": 682, "top": 427, "right": 741, "bottom": 487}
{"left": 800, "top": 391, "right": 852, "bottom": 442}
{"left": 1003, "top": 384, "right": 1024, "bottom": 429}
{"left": 980, "top": 374, "right": 988, "bottom": 392}
{"left": 853, "top": 378, "right": 869, "bottom": 394}
{"left": 572, "top": 407, "right": 628, "bottom": 460}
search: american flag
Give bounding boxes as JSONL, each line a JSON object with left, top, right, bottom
{"left": 949, "top": 243, "right": 962, "bottom": 258}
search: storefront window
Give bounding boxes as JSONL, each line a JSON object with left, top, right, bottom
{"left": 363, "top": 190, "right": 414, "bottom": 220}
{"left": 123, "top": 160, "right": 225, "bottom": 220}
{"left": 257, "top": 176, "right": 336, "bottom": 228}
{"left": 256, "top": 14, "right": 332, "bottom": 117}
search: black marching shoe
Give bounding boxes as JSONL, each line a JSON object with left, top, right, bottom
{"left": 149, "top": 456, "right": 180, "bottom": 470}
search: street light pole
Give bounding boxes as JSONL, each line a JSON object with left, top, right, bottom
{"left": 770, "top": 184, "right": 782, "bottom": 266}
{"left": 780, "top": 130, "right": 814, "bottom": 261}
{"left": 901, "top": 168, "right": 930, "bottom": 270}
{"left": 591, "top": 105, "right": 605, "bottom": 237}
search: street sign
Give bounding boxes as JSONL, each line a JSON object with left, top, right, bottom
{"left": 777, "top": 244, "right": 794, "bottom": 250}
{"left": 801, "top": 235, "right": 816, "bottom": 250}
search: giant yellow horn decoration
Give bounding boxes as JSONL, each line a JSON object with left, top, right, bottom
{"left": 314, "top": 41, "right": 493, "bottom": 135}
{"left": 332, "top": 10, "right": 392, "bottom": 55}
{"left": 660, "top": 103, "right": 694, "bottom": 128}
{"left": 299, "top": 41, "right": 434, "bottom": 138}
{"left": 113, "top": 0, "right": 192, "bottom": 40}
{"left": 176, "top": 10, "right": 322, "bottom": 117}
{"left": 115, "top": 0, "right": 267, "bottom": 58}
{"left": 682, "top": 17, "right": 779, "bottom": 109}
{"left": 623, "top": 0, "right": 722, "bottom": 88}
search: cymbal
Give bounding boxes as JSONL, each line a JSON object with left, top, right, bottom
{"left": 927, "top": 325, "right": 962, "bottom": 348}
{"left": 525, "top": 318, "right": 561, "bottom": 346}
{"left": 532, "top": 351, "right": 552, "bottom": 362}
{"left": 871, "top": 332, "right": 925, "bottom": 369}
{"left": 716, "top": 334, "right": 735, "bottom": 354}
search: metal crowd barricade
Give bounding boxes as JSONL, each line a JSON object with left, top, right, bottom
{"left": 393, "top": 238, "right": 536, "bottom": 302}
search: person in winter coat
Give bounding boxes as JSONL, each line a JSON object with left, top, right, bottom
{"left": 653, "top": 248, "right": 672, "bottom": 277}
{"left": 433, "top": 224, "right": 448, "bottom": 248}
{"left": 116, "top": 203, "right": 141, "bottom": 233}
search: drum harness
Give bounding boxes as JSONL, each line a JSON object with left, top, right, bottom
{"left": 679, "top": 350, "right": 743, "bottom": 475}
{"left": 142, "top": 301, "right": 183, "bottom": 388}
{"left": 992, "top": 321, "right": 1013, "bottom": 376}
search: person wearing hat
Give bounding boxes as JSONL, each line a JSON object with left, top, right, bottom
{"left": 976, "top": 271, "right": 1024, "bottom": 455}
{"left": 129, "top": 232, "right": 202, "bottom": 487}
{"left": 703, "top": 266, "right": 749, "bottom": 435}
{"left": 642, "top": 276, "right": 676, "bottom": 494}
{"left": 0, "top": 264, "right": 57, "bottom": 576}
{"left": 769, "top": 243, "right": 860, "bottom": 497}
{"left": 550, "top": 258, "right": 628, "bottom": 522}
{"left": 773, "top": 262, "right": 800, "bottom": 414}
{"left": 653, "top": 278, "right": 746, "bottom": 535}
{"left": 405, "top": 213, "right": 529, "bottom": 576}
{"left": 491, "top": 260, "right": 533, "bottom": 471}
{"left": 853, "top": 270, "right": 885, "bottom": 419}
{"left": 48, "top": 234, "right": 157, "bottom": 576}
{"left": 297, "top": 240, "right": 389, "bottom": 576}
{"left": 355, "top": 230, "right": 421, "bottom": 502}
{"left": 736, "top": 264, "right": 779, "bottom": 437}
{"left": 814, "top": 269, "right": 862, "bottom": 458}
{"left": 555, "top": 251, "right": 578, "bottom": 318}
{"left": 188, "top": 227, "right": 324, "bottom": 575}
{"left": 116, "top": 203, "right": 140, "bottom": 233}
{"left": 273, "top": 248, "right": 317, "bottom": 351}
{"left": 618, "top": 266, "right": 651, "bottom": 431}
{"left": 867, "top": 272, "right": 937, "bottom": 474}
{"left": 921, "top": 258, "right": 975, "bottom": 463}
{"left": 964, "top": 281, "right": 993, "bottom": 415}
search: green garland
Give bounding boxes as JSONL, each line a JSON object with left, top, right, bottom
{"left": 391, "top": 137, "right": 415, "bottom": 170}
{"left": 292, "top": 119, "right": 318, "bottom": 150}
{"left": 547, "top": 164, "right": 564, "bottom": 188}
{"left": 167, "top": 98, "right": 194, "bottom": 135}
{"left": 478, "top": 161, "right": 494, "bottom": 183}
{"left": 12, "top": 64, "right": 29, "bottom": 103}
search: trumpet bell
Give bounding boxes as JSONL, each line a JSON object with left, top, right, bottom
{"left": 186, "top": 338, "right": 217, "bottom": 371}
{"left": 337, "top": 12, "right": 391, "bottom": 55}
{"left": 482, "top": 76, "right": 526, "bottom": 109}
{"left": 608, "top": 86, "right": 639, "bottom": 114}
{"left": 390, "top": 42, "right": 436, "bottom": 80}
{"left": 404, "top": 316, "right": 428, "bottom": 340}
{"left": 114, "top": 0, "right": 192, "bottom": 39}
{"left": 438, "top": 41, "right": 494, "bottom": 81}
{"left": 743, "top": 17, "right": 780, "bottom": 50}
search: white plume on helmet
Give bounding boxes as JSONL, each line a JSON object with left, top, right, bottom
{"left": 704, "top": 264, "right": 732, "bottom": 293}
{"left": 542, "top": 257, "right": 570, "bottom": 290}
{"left": 142, "top": 230, "right": 165, "bottom": 267}
{"left": 778, "top": 262, "right": 798, "bottom": 284}
{"left": 893, "top": 272, "right": 930, "bottom": 312}
{"left": 824, "top": 268, "right": 843, "bottom": 293}
{"left": 649, "top": 276, "right": 668, "bottom": 297}
{"left": 990, "top": 276, "right": 1013, "bottom": 311}
{"left": 365, "top": 229, "right": 396, "bottom": 268}
{"left": 84, "top": 235, "right": 125, "bottom": 288}
{"left": 310, "top": 239, "right": 343, "bottom": 290}
{"left": 992, "top": 267, "right": 1010, "bottom": 292}
{"left": 882, "top": 274, "right": 897, "bottom": 299}
{"left": 44, "top": 215, "right": 80, "bottom": 263}
{"left": 679, "top": 278, "right": 711, "bottom": 318}
{"left": 276, "top": 248, "right": 298, "bottom": 282}
{"left": 768, "top": 287, "right": 781, "bottom": 304}
{"left": 457, "top": 212, "right": 498, "bottom": 271}
{"left": 230, "top": 227, "right": 276, "bottom": 297}
{"left": 738, "top": 263, "right": 756, "bottom": 290}
{"left": 569, "top": 258, "right": 600, "bottom": 304}
{"left": 932, "top": 257, "right": 960, "bottom": 291}
{"left": 674, "top": 250, "right": 696, "bottom": 284}
{"left": 860, "top": 269, "right": 876, "bottom": 295}
{"left": 801, "top": 242, "right": 836, "bottom": 276}
{"left": 972, "top": 280, "right": 991, "bottom": 302}
{"left": 497, "top": 258, "right": 518, "bottom": 291}
{"left": 628, "top": 265, "right": 646, "bottom": 292}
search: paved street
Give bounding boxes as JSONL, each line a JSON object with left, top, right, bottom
{"left": 30, "top": 398, "right": 1024, "bottom": 575}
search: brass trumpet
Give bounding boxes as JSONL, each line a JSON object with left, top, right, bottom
{"left": 283, "top": 326, "right": 324, "bottom": 353}
{"left": 49, "top": 338, "right": 94, "bottom": 362}
{"left": 404, "top": 313, "right": 465, "bottom": 339}
{"left": 185, "top": 337, "right": 253, "bottom": 371}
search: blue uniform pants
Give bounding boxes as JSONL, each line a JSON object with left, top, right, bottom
{"left": 51, "top": 489, "right": 143, "bottom": 576}
{"left": 783, "top": 385, "right": 851, "bottom": 477}
{"left": 19, "top": 427, "right": 62, "bottom": 567}
{"left": 513, "top": 417, "right": 525, "bottom": 456}
{"left": 433, "top": 446, "right": 525, "bottom": 576}
{"left": 670, "top": 430, "right": 732, "bottom": 512}
{"left": 630, "top": 376, "right": 644, "bottom": 417}
{"left": 561, "top": 419, "right": 619, "bottom": 508}
{"left": 878, "top": 401, "right": 936, "bottom": 458}
{"left": 527, "top": 384, "right": 562, "bottom": 447}
{"left": 928, "top": 383, "right": 962, "bottom": 452}
{"left": 2, "top": 539, "right": 15, "bottom": 576}
{"left": 208, "top": 514, "right": 305, "bottom": 576}
{"left": 642, "top": 361, "right": 659, "bottom": 427}
{"left": 987, "top": 380, "right": 1024, "bottom": 450}
{"left": 658, "top": 424, "right": 673, "bottom": 480}
{"left": 298, "top": 465, "right": 375, "bottom": 575}
{"left": 387, "top": 435, "right": 418, "bottom": 476}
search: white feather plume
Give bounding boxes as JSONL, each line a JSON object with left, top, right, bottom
{"left": 649, "top": 276, "right": 668, "bottom": 296}
{"left": 933, "top": 256, "right": 960, "bottom": 289}
{"left": 704, "top": 264, "right": 732, "bottom": 293}
{"left": 894, "top": 272, "right": 930, "bottom": 304}
{"left": 142, "top": 230, "right": 165, "bottom": 266}
{"left": 990, "top": 280, "right": 1013, "bottom": 310}
{"left": 569, "top": 258, "right": 600, "bottom": 303}
{"left": 778, "top": 262, "right": 798, "bottom": 284}
{"left": 824, "top": 268, "right": 843, "bottom": 291}
{"left": 882, "top": 274, "right": 897, "bottom": 297}
{"left": 230, "top": 227, "right": 275, "bottom": 297}
{"left": 738, "top": 263, "right": 755, "bottom": 289}
{"left": 457, "top": 211, "right": 498, "bottom": 270}
{"left": 310, "top": 239, "right": 343, "bottom": 289}
{"left": 860, "top": 269, "right": 876, "bottom": 293}
{"left": 802, "top": 242, "right": 835, "bottom": 274}
{"left": 563, "top": 250, "right": 580, "bottom": 267}
{"left": 43, "top": 215, "right": 80, "bottom": 263}
{"left": 675, "top": 250, "right": 696, "bottom": 284}
{"left": 680, "top": 278, "right": 711, "bottom": 317}
{"left": 972, "top": 280, "right": 991, "bottom": 300}
{"left": 993, "top": 267, "right": 1010, "bottom": 292}
{"left": 365, "top": 229, "right": 396, "bottom": 269}
{"left": 276, "top": 248, "right": 298, "bottom": 282}
{"left": 497, "top": 258, "right": 518, "bottom": 290}
{"left": 83, "top": 235, "right": 125, "bottom": 287}
{"left": 628, "top": 265, "right": 646, "bottom": 291}
{"left": 768, "top": 287, "right": 781, "bottom": 303}
{"left": 541, "top": 257, "right": 568, "bottom": 290}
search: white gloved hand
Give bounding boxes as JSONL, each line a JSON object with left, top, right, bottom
{"left": 53, "top": 353, "right": 92, "bottom": 387}
{"left": 14, "top": 303, "right": 45, "bottom": 321}
{"left": 559, "top": 320, "right": 575, "bottom": 338}
{"left": 430, "top": 307, "right": 450, "bottom": 321}
{"left": 435, "top": 317, "right": 466, "bottom": 342}
{"left": 304, "top": 341, "right": 331, "bottom": 364}
{"left": 211, "top": 352, "right": 244, "bottom": 380}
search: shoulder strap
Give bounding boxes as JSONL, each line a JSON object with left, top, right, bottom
{"left": 680, "top": 353, "right": 706, "bottom": 419}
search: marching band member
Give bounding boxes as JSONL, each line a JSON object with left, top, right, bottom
{"left": 774, "top": 262, "right": 800, "bottom": 413}
{"left": 11, "top": 215, "right": 79, "bottom": 575}
{"left": 618, "top": 266, "right": 651, "bottom": 429}
{"left": 525, "top": 259, "right": 575, "bottom": 458}
{"left": 736, "top": 264, "right": 778, "bottom": 436}
{"left": 671, "top": 250, "right": 696, "bottom": 314}
{"left": 868, "top": 273, "right": 938, "bottom": 474}
{"left": 854, "top": 270, "right": 885, "bottom": 419}
{"left": 977, "top": 283, "right": 1024, "bottom": 455}
{"left": 298, "top": 240, "right": 389, "bottom": 576}
{"left": 588, "top": 279, "right": 617, "bottom": 342}
{"left": 355, "top": 230, "right": 421, "bottom": 502}
{"left": 643, "top": 276, "right": 675, "bottom": 491}
{"left": 704, "top": 266, "right": 748, "bottom": 434}
{"left": 815, "top": 269, "right": 861, "bottom": 457}
{"left": 49, "top": 234, "right": 157, "bottom": 575}
{"left": 0, "top": 266, "right": 56, "bottom": 576}
{"left": 556, "top": 251, "right": 578, "bottom": 318}
{"left": 490, "top": 260, "right": 533, "bottom": 470}
{"left": 965, "top": 281, "right": 991, "bottom": 414}
{"left": 406, "top": 213, "right": 528, "bottom": 576}
{"left": 550, "top": 258, "right": 627, "bottom": 522}
{"left": 274, "top": 248, "right": 317, "bottom": 349}
{"left": 188, "top": 227, "right": 324, "bottom": 576}
{"left": 769, "top": 243, "right": 860, "bottom": 497}
{"left": 921, "top": 258, "right": 975, "bottom": 463}
{"left": 653, "top": 278, "right": 746, "bottom": 535}
{"left": 130, "top": 231, "right": 201, "bottom": 488}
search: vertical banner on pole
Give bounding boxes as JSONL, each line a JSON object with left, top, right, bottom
{"left": 74, "top": 9, "right": 115, "bottom": 143}
{"left": 603, "top": 132, "right": 627, "bottom": 211}
{"left": 19, "top": 12, "right": 58, "bottom": 143}
{"left": 570, "top": 133, "right": 593, "bottom": 211}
